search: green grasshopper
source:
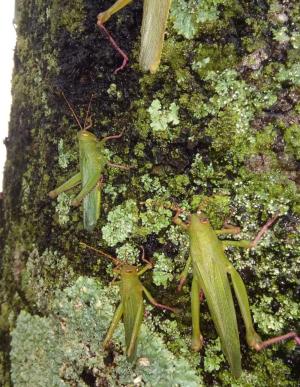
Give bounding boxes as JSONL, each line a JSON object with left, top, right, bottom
{"left": 48, "top": 94, "right": 128, "bottom": 231}
{"left": 80, "top": 243, "right": 177, "bottom": 361}
{"left": 172, "top": 208, "right": 300, "bottom": 378}
{"left": 97, "top": 0, "right": 172, "bottom": 73}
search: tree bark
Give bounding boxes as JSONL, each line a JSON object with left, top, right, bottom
{"left": 1, "top": 0, "right": 299, "bottom": 385}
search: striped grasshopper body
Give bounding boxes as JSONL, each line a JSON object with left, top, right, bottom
{"left": 48, "top": 95, "right": 126, "bottom": 231}
{"left": 97, "top": 0, "right": 172, "bottom": 73}
{"left": 81, "top": 244, "right": 177, "bottom": 361}
{"left": 174, "top": 211, "right": 299, "bottom": 378}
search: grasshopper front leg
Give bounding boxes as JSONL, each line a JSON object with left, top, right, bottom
{"left": 142, "top": 286, "right": 178, "bottom": 313}
{"left": 177, "top": 255, "right": 192, "bottom": 291}
{"left": 103, "top": 303, "right": 124, "bottom": 349}
{"left": 48, "top": 172, "right": 81, "bottom": 199}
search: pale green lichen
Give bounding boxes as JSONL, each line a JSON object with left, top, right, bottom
{"left": 10, "top": 311, "right": 64, "bottom": 387}
{"left": 102, "top": 199, "right": 174, "bottom": 247}
{"left": 148, "top": 99, "right": 180, "bottom": 140}
{"left": 102, "top": 200, "right": 139, "bottom": 246}
{"left": 116, "top": 243, "right": 140, "bottom": 264}
{"left": 21, "top": 248, "right": 75, "bottom": 311}
{"left": 166, "top": 225, "right": 189, "bottom": 257}
{"left": 55, "top": 192, "right": 72, "bottom": 225}
{"left": 203, "top": 338, "right": 225, "bottom": 373}
{"left": 252, "top": 295, "right": 300, "bottom": 334}
{"left": 219, "top": 351, "right": 295, "bottom": 386}
{"left": 171, "top": 0, "right": 230, "bottom": 39}
{"left": 11, "top": 277, "right": 201, "bottom": 386}
{"left": 190, "top": 154, "right": 216, "bottom": 187}
{"left": 152, "top": 252, "right": 174, "bottom": 288}
{"left": 140, "top": 173, "right": 168, "bottom": 196}
{"left": 140, "top": 204, "right": 172, "bottom": 236}
{"left": 58, "top": 139, "right": 73, "bottom": 169}
{"left": 272, "top": 26, "right": 290, "bottom": 43}
{"left": 277, "top": 63, "right": 300, "bottom": 86}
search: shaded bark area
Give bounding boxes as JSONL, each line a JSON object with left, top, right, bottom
{"left": 1, "top": 0, "right": 299, "bottom": 385}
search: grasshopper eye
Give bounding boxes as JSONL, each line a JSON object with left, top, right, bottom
{"left": 196, "top": 210, "right": 208, "bottom": 222}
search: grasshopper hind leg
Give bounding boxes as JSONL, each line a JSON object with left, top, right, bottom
{"left": 48, "top": 172, "right": 81, "bottom": 199}
{"left": 72, "top": 170, "right": 101, "bottom": 207}
{"left": 103, "top": 303, "right": 124, "bottom": 349}
{"left": 226, "top": 263, "right": 261, "bottom": 348}
{"left": 229, "top": 263, "right": 300, "bottom": 350}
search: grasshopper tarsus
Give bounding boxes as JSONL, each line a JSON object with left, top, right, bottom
{"left": 48, "top": 190, "right": 58, "bottom": 199}
{"left": 253, "top": 331, "right": 300, "bottom": 351}
{"left": 250, "top": 213, "right": 280, "bottom": 248}
{"left": 191, "top": 336, "right": 204, "bottom": 352}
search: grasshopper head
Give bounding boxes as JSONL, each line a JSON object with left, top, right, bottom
{"left": 77, "top": 130, "right": 97, "bottom": 141}
{"left": 189, "top": 212, "right": 210, "bottom": 234}
{"left": 195, "top": 210, "right": 209, "bottom": 224}
{"left": 115, "top": 264, "right": 137, "bottom": 277}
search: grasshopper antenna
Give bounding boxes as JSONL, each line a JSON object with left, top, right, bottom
{"left": 140, "top": 246, "right": 153, "bottom": 266}
{"left": 83, "top": 94, "right": 94, "bottom": 130}
{"left": 61, "top": 91, "right": 83, "bottom": 131}
{"left": 80, "top": 242, "right": 120, "bottom": 265}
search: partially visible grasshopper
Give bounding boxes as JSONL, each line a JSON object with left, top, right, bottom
{"left": 97, "top": 0, "right": 172, "bottom": 73}
{"left": 48, "top": 94, "right": 129, "bottom": 231}
{"left": 172, "top": 208, "right": 299, "bottom": 378}
{"left": 80, "top": 243, "right": 177, "bottom": 361}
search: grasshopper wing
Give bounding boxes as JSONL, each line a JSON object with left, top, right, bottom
{"left": 83, "top": 185, "right": 101, "bottom": 231}
{"left": 78, "top": 133, "right": 103, "bottom": 231}
{"left": 195, "top": 256, "right": 242, "bottom": 378}
{"left": 122, "top": 284, "right": 144, "bottom": 362}
{"left": 139, "top": 0, "right": 171, "bottom": 73}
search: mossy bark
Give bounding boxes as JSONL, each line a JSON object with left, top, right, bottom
{"left": 1, "top": 0, "right": 299, "bottom": 386}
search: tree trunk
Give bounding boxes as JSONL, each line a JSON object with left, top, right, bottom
{"left": 1, "top": 0, "right": 299, "bottom": 385}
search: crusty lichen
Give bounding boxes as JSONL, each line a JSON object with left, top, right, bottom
{"left": 10, "top": 277, "right": 201, "bottom": 386}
